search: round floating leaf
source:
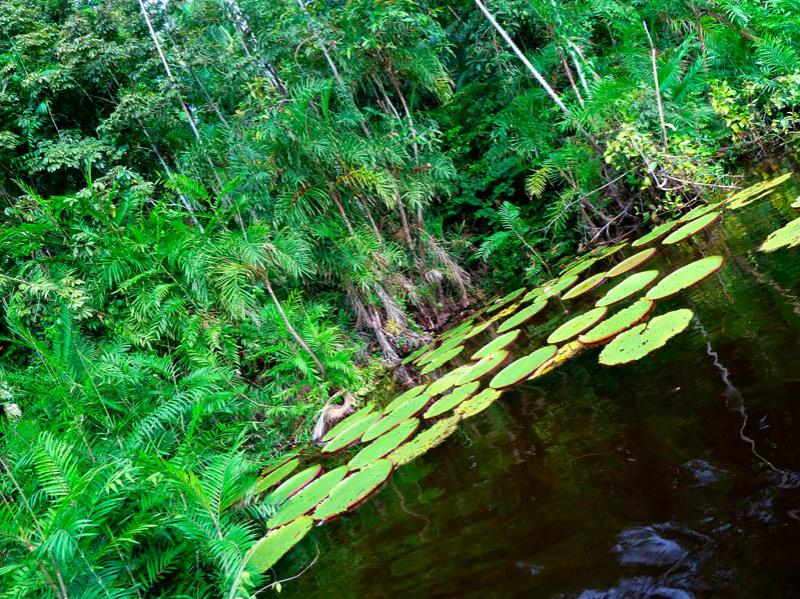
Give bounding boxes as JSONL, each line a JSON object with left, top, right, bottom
{"left": 471, "top": 329, "right": 521, "bottom": 360}
{"left": 385, "top": 385, "right": 427, "bottom": 413}
{"left": 322, "top": 405, "right": 375, "bottom": 442}
{"left": 759, "top": 217, "right": 800, "bottom": 252}
{"left": 401, "top": 342, "right": 433, "bottom": 366}
{"left": 457, "top": 350, "right": 510, "bottom": 384}
{"left": 521, "top": 287, "right": 544, "bottom": 303}
{"left": 463, "top": 318, "right": 495, "bottom": 340}
{"left": 268, "top": 465, "right": 323, "bottom": 507}
{"left": 561, "top": 271, "right": 608, "bottom": 300}
{"left": 255, "top": 457, "right": 300, "bottom": 495}
{"left": 493, "top": 301, "right": 522, "bottom": 320}
{"left": 244, "top": 517, "right": 313, "bottom": 574}
{"left": 607, "top": 248, "right": 657, "bottom": 278}
{"left": 591, "top": 242, "right": 627, "bottom": 259}
{"left": 541, "top": 274, "right": 579, "bottom": 298}
{"left": 363, "top": 394, "right": 429, "bottom": 442}
{"left": 424, "top": 381, "right": 480, "bottom": 419}
{"left": 419, "top": 345, "right": 464, "bottom": 375}
{"left": 662, "top": 211, "right": 721, "bottom": 245}
{"left": 595, "top": 270, "right": 659, "bottom": 307}
{"left": 489, "top": 346, "right": 557, "bottom": 389}
{"left": 645, "top": 256, "right": 724, "bottom": 300}
{"left": 497, "top": 299, "right": 547, "bottom": 333}
{"left": 562, "top": 256, "right": 600, "bottom": 277}
{"left": 631, "top": 220, "right": 680, "bottom": 248}
{"left": 531, "top": 341, "right": 583, "bottom": 379}
{"left": 426, "top": 365, "right": 471, "bottom": 397}
{"left": 267, "top": 467, "right": 348, "bottom": 528}
{"left": 348, "top": 419, "right": 420, "bottom": 470}
{"left": 486, "top": 287, "right": 526, "bottom": 313}
{"left": 456, "top": 388, "right": 503, "bottom": 419}
{"left": 579, "top": 299, "right": 655, "bottom": 345}
{"left": 725, "top": 172, "right": 792, "bottom": 209}
{"left": 323, "top": 412, "right": 381, "bottom": 453}
{"left": 547, "top": 307, "right": 608, "bottom": 344}
{"left": 416, "top": 335, "right": 464, "bottom": 367}
{"left": 438, "top": 319, "right": 474, "bottom": 342}
{"left": 313, "top": 460, "right": 393, "bottom": 521}
{"left": 727, "top": 188, "right": 772, "bottom": 211}
{"left": 598, "top": 308, "right": 694, "bottom": 366}
{"left": 389, "top": 415, "right": 462, "bottom": 466}
{"left": 678, "top": 202, "right": 723, "bottom": 223}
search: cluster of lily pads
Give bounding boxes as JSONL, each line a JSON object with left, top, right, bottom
{"left": 240, "top": 172, "right": 797, "bottom": 581}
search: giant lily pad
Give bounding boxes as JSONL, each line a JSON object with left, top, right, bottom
{"left": 471, "top": 329, "right": 521, "bottom": 360}
{"left": 540, "top": 274, "right": 579, "bottom": 298}
{"left": 362, "top": 394, "right": 429, "bottom": 442}
{"left": 313, "top": 459, "right": 393, "bottom": 521}
{"left": 426, "top": 365, "right": 471, "bottom": 397}
{"left": 759, "top": 217, "right": 800, "bottom": 252}
{"left": 725, "top": 172, "right": 792, "bottom": 209}
{"left": 598, "top": 308, "right": 694, "bottom": 366}
{"left": 561, "top": 271, "right": 608, "bottom": 300}
{"left": 401, "top": 342, "right": 434, "bottom": 366}
{"left": 595, "top": 270, "right": 659, "bottom": 307}
{"left": 255, "top": 457, "right": 300, "bottom": 494}
{"left": 463, "top": 318, "right": 496, "bottom": 340}
{"left": 457, "top": 350, "right": 510, "bottom": 384}
{"left": 455, "top": 388, "right": 503, "bottom": 419}
{"left": 497, "top": 299, "right": 547, "bottom": 333}
{"left": 486, "top": 288, "right": 526, "bottom": 313}
{"left": 662, "top": 211, "right": 721, "bottom": 245}
{"left": 607, "top": 248, "right": 657, "bottom": 278}
{"left": 678, "top": 202, "right": 723, "bottom": 223}
{"left": 631, "top": 220, "right": 680, "bottom": 248}
{"left": 420, "top": 345, "right": 464, "bottom": 375}
{"left": 388, "top": 415, "right": 462, "bottom": 466}
{"left": 591, "top": 242, "right": 628, "bottom": 259}
{"left": 244, "top": 516, "right": 313, "bottom": 574}
{"left": 547, "top": 307, "right": 608, "bottom": 344}
{"left": 322, "top": 412, "right": 381, "bottom": 453}
{"left": 562, "top": 256, "right": 600, "bottom": 277}
{"left": 268, "top": 465, "right": 323, "bottom": 507}
{"left": 348, "top": 419, "right": 420, "bottom": 470}
{"left": 645, "top": 256, "right": 724, "bottom": 300}
{"left": 322, "top": 405, "right": 375, "bottom": 442}
{"left": 531, "top": 341, "right": 583, "bottom": 379}
{"left": 489, "top": 346, "right": 557, "bottom": 389}
{"left": 416, "top": 335, "right": 464, "bottom": 367}
{"left": 424, "top": 381, "right": 480, "bottom": 419}
{"left": 385, "top": 385, "right": 427, "bottom": 413}
{"left": 267, "top": 466, "right": 349, "bottom": 528}
{"left": 578, "top": 299, "right": 655, "bottom": 345}
{"left": 727, "top": 188, "right": 772, "bottom": 211}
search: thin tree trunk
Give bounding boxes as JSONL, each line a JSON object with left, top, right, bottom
{"left": 330, "top": 189, "right": 355, "bottom": 235}
{"left": 262, "top": 275, "right": 329, "bottom": 378}
{"left": 566, "top": 42, "right": 591, "bottom": 94}
{"left": 559, "top": 50, "right": 584, "bottom": 107}
{"left": 643, "top": 20, "right": 668, "bottom": 149}
{"left": 386, "top": 68, "right": 420, "bottom": 164}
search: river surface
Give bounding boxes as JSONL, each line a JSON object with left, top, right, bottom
{"left": 278, "top": 166, "right": 800, "bottom": 598}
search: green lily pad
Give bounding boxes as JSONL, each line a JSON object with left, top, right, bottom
{"left": 385, "top": 385, "right": 427, "bottom": 413}
{"left": 268, "top": 465, "right": 323, "bottom": 507}
{"left": 662, "top": 211, "right": 722, "bottom": 245}
{"left": 562, "top": 271, "right": 608, "bottom": 300}
{"left": 725, "top": 172, "right": 792, "bottom": 209}
{"left": 348, "top": 419, "right": 420, "bottom": 470}
{"left": 456, "top": 388, "right": 503, "bottom": 419}
{"left": 313, "top": 459, "right": 393, "bottom": 521}
{"left": 596, "top": 270, "right": 659, "bottom": 307}
{"left": 471, "top": 329, "right": 521, "bottom": 360}
{"left": 631, "top": 220, "right": 680, "bottom": 248}
{"left": 486, "top": 287, "right": 526, "bottom": 313}
{"left": 599, "top": 308, "right": 694, "bottom": 366}
{"left": 426, "top": 365, "right": 471, "bottom": 397}
{"left": 244, "top": 516, "right": 313, "bottom": 574}
{"left": 322, "top": 405, "right": 375, "bottom": 442}
{"left": 562, "top": 256, "right": 600, "bottom": 277}
{"left": 322, "top": 412, "right": 381, "bottom": 453}
{"left": 531, "top": 341, "right": 583, "bottom": 379}
{"left": 388, "top": 415, "right": 462, "bottom": 466}
{"left": 362, "top": 394, "right": 430, "bottom": 442}
{"left": 437, "top": 319, "right": 474, "bottom": 341}
{"left": 759, "top": 217, "right": 800, "bottom": 252}
{"left": 463, "top": 318, "right": 496, "bottom": 340}
{"left": 267, "top": 466, "right": 349, "bottom": 528}
{"left": 547, "top": 307, "right": 608, "bottom": 344}
{"left": 497, "top": 299, "right": 547, "bottom": 333}
{"left": 645, "top": 256, "right": 724, "bottom": 300}
{"left": 416, "top": 335, "right": 465, "bottom": 367}
{"left": 489, "top": 346, "right": 558, "bottom": 389}
{"left": 591, "top": 242, "right": 628, "bottom": 259}
{"left": 579, "top": 299, "right": 655, "bottom": 345}
{"left": 254, "top": 457, "right": 300, "bottom": 495}
{"left": 424, "top": 381, "right": 480, "bottom": 419}
{"left": 521, "top": 287, "right": 545, "bottom": 303}
{"left": 401, "top": 342, "right": 434, "bottom": 365}
{"left": 457, "top": 350, "right": 510, "bottom": 384}
{"left": 420, "top": 345, "right": 464, "bottom": 375}
{"left": 541, "top": 274, "right": 579, "bottom": 298}
{"left": 607, "top": 248, "right": 657, "bottom": 278}
{"left": 678, "top": 202, "right": 723, "bottom": 223}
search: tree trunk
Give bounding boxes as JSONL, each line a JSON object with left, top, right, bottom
{"left": 643, "top": 21, "right": 668, "bottom": 150}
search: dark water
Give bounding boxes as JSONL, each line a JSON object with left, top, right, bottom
{"left": 279, "top": 168, "right": 800, "bottom": 598}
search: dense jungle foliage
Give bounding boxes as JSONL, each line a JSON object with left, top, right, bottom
{"left": 1, "top": 0, "right": 800, "bottom": 595}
